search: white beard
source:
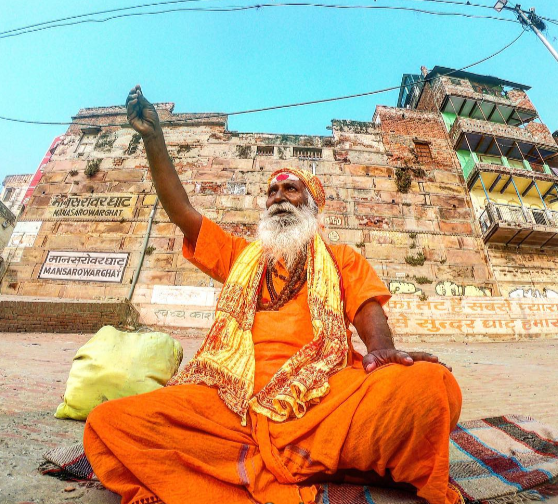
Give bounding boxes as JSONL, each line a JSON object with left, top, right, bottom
{"left": 257, "top": 201, "right": 319, "bottom": 270}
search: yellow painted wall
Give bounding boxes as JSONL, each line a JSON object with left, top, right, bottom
{"left": 470, "top": 187, "right": 558, "bottom": 218}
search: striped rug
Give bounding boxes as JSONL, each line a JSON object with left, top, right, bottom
{"left": 41, "top": 415, "right": 558, "bottom": 503}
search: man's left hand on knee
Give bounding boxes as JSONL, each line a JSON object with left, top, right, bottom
{"left": 363, "top": 349, "right": 452, "bottom": 373}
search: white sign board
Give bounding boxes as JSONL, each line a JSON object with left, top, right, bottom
{"left": 2, "top": 221, "right": 41, "bottom": 263}
{"left": 151, "top": 285, "right": 218, "bottom": 307}
{"left": 39, "top": 251, "right": 129, "bottom": 283}
{"left": 10, "top": 221, "right": 42, "bottom": 235}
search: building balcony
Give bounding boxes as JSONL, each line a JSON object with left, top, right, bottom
{"left": 430, "top": 75, "right": 538, "bottom": 125}
{"left": 479, "top": 201, "right": 558, "bottom": 248}
{"left": 449, "top": 117, "right": 558, "bottom": 164}
{"left": 467, "top": 161, "right": 558, "bottom": 194}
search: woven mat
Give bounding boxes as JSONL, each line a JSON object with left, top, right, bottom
{"left": 40, "top": 415, "right": 558, "bottom": 503}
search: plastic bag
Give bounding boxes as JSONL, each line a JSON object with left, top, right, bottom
{"left": 55, "top": 325, "right": 183, "bottom": 420}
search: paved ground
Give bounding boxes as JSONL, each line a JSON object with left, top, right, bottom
{"left": 0, "top": 331, "right": 557, "bottom": 504}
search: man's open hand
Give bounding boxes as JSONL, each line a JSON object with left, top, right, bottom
{"left": 363, "top": 349, "right": 452, "bottom": 373}
{"left": 126, "top": 85, "right": 160, "bottom": 139}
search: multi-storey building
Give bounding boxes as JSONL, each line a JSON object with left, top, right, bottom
{"left": 400, "top": 66, "right": 558, "bottom": 298}
{"left": 1, "top": 174, "right": 33, "bottom": 216}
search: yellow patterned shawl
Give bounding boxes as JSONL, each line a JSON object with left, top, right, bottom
{"left": 167, "top": 234, "right": 348, "bottom": 424}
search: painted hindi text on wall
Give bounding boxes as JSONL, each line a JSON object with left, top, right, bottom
{"left": 46, "top": 194, "right": 138, "bottom": 220}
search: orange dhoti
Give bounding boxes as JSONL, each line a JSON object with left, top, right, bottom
{"left": 84, "top": 360, "right": 462, "bottom": 504}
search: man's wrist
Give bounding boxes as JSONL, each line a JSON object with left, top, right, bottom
{"left": 366, "top": 338, "right": 395, "bottom": 354}
{"left": 142, "top": 128, "right": 164, "bottom": 145}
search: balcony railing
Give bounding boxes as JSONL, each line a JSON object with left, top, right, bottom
{"left": 479, "top": 202, "right": 558, "bottom": 248}
{"left": 465, "top": 162, "right": 558, "bottom": 192}
{"left": 449, "top": 117, "right": 558, "bottom": 155}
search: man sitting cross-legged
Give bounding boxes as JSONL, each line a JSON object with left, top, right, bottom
{"left": 83, "top": 85, "right": 462, "bottom": 504}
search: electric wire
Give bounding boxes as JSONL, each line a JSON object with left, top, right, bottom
{"left": 389, "top": 0, "right": 494, "bottom": 9}
{"left": 0, "top": 0, "right": 512, "bottom": 38}
{"left": 0, "top": 30, "right": 525, "bottom": 128}
{"left": 0, "top": 0, "right": 217, "bottom": 36}
{"left": 0, "top": 2, "right": 520, "bottom": 40}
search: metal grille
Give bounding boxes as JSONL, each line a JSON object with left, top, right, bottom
{"left": 532, "top": 209, "right": 550, "bottom": 226}
{"left": 293, "top": 147, "right": 322, "bottom": 160}
{"left": 256, "top": 146, "right": 274, "bottom": 156}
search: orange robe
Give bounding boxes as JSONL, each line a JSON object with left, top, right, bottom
{"left": 84, "top": 218, "right": 462, "bottom": 504}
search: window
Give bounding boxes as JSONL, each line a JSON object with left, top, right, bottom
{"left": 76, "top": 132, "right": 98, "bottom": 156}
{"left": 293, "top": 147, "right": 322, "bottom": 159}
{"left": 2, "top": 188, "right": 14, "bottom": 202}
{"left": 256, "top": 146, "right": 274, "bottom": 156}
{"left": 414, "top": 142, "right": 432, "bottom": 164}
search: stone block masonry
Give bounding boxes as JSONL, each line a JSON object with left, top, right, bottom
{"left": 2, "top": 98, "right": 557, "bottom": 336}
{"left": 0, "top": 296, "right": 139, "bottom": 333}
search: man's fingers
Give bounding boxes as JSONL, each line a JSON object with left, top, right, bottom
{"left": 408, "top": 351, "right": 438, "bottom": 363}
{"left": 137, "top": 92, "right": 150, "bottom": 107}
{"left": 439, "top": 362, "right": 453, "bottom": 372}
{"left": 394, "top": 351, "right": 414, "bottom": 366}
{"left": 364, "top": 355, "right": 381, "bottom": 373}
{"left": 364, "top": 350, "right": 413, "bottom": 373}
{"left": 407, "top": 351, "right": 452, "bottom": 372}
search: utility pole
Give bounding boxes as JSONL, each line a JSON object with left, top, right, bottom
{"left": 494, "top": 2, "right": 558, "bottom": 63}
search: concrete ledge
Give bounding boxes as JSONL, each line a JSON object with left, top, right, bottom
{"left": 0, "top": 295, "right": 139, "bottom": 333}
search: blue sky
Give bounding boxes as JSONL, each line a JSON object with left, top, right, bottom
{"left": 1, "top": 0, "right": 557, "bottom": 179}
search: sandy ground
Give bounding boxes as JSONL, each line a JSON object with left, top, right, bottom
{"left": 0, "top": 332, "right": 557, "bottom": 504}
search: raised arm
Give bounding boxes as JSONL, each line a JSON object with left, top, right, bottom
{"left": 126, "top": 85, "right": 202, "bottom": 246}
{"left": 353, "top": 300, "right": 451, "bottom": 373}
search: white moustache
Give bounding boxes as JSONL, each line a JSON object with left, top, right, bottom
{"left": 268, "top": 202, "right": 296, "bottom": 216}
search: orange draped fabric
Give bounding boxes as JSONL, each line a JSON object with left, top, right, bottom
{"left": 83, "top": 218, "right": 462, "bottom": 504}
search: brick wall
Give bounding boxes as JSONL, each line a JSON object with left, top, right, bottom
{"left": 372, "top": 106, "right": 495, "bottom": 297}
{"left": 0, "top": 297, "right": 139, "bottom": 333}
{"left": 4, "top": 98, "right": 558, "bottom": 334}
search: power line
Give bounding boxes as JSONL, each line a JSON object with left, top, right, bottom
{"left": 0, "top": 0, "right": 508, "bottom": 37}
{"left": 0, "top": 30, "right": 525, "bottom": 128}
{"left": 0, "top": 2, "right": 519, "bottom": 40}
{"left": 0, "top": 0, "right": 216, "bottom": 36}
{"left": 393, "top": 0, "right": 494, "bottom": 9}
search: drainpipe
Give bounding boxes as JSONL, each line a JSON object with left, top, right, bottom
{"left": 127, "top": 197, "right": 159, "bottom": 301}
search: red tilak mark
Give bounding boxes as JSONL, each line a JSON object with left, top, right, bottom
{"left": 276, "top": 174, "right": 290, "bottom": 181}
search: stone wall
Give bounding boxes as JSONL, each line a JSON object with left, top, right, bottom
{"left": 0, "top": 296, "right": 139, "bottom": 333}
{"left": 484, "top": 247, "right": 558, "bottom": 300}
{"left": 2, "top": 101, "right": 557, "bottom": 335}
{"left": 372, "top": 106, "right": 495, "bottom": 297}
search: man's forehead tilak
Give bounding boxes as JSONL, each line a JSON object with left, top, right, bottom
{"left": 270, "top": 173, "right": 300, "bottom": 185}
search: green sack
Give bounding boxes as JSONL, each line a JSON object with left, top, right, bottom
{"left": 55, "top": 325, "right": 183, "bottom": 421}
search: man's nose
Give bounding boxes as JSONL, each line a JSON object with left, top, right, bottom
{"left": 269, "top": 188, "right": 287, "bottom": 205}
